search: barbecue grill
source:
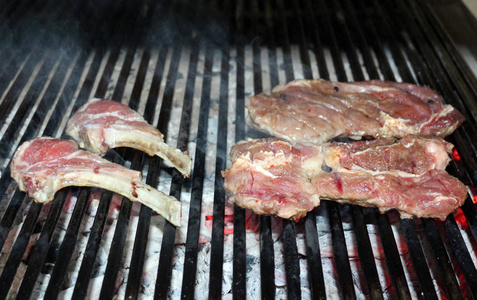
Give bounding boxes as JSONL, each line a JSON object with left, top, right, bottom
{"left": 1, "top": 0, "right": 477, "bottom": 298}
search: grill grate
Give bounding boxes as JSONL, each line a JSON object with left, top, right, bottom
{"left": 0, "top": 0, "right": 477, "bottom": 298}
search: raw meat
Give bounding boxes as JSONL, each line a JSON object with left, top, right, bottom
{"left": 247, "top": 79, "right": 465, "bottom": 145}
{"left": 11, "top": 137, "right": 181, "bottom": 226}
{"left": 66, "top": 99, "right": 192, "bottom": 177}
{"left": 222, "top": 137, "right": 467, "bottom": 220}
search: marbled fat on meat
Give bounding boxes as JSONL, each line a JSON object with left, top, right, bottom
{"left": 223, "top": 138, "right": 467, "bottom": 220}
{"left": 11, "top": 137, "right": 182, "bottom": 226}
{"left": 322, "top": 136, "right": 453, "bottom": 174}
{"left": 247, "top": 79, "right": 465, "bottom": 145}
{"left": 66, "top": 99, "right": 192, "bottom": 177}
{"left": 225, "top": 139, "right": 321, "bottom": 220}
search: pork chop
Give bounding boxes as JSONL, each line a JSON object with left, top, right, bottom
{"left": 11, "top": 137, "right": 181, "bottom": 226}
{"left": 66, "top": 99, "right": 192, "bottom": 177}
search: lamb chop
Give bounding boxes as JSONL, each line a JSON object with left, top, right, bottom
{"left": 11, "top": 137, "right": 181, "bottom": 226}
{"left": 66, "top": 99, "right": 192, "bottom": 177}
{"left": 247, "top": 79, "right": 465, "bottom": 145}
{"left": 222, "top": 137, "right": 467, "bottom": 220}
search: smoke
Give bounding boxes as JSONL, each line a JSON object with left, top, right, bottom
{"left": 0, "top": 0, "right": 246, "bottom": 168}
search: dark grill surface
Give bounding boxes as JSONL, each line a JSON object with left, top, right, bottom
{"left": 0, "top": 0, "right": 477, "bottom": 299}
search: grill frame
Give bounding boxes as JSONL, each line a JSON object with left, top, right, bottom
{"left": 0, "top": 0, "right": 476, "bottom": 299}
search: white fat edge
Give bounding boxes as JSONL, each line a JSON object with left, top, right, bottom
{"left": 68, "top": 98, "right": 104, "bottom": 120}
{"left": 302, "top": 146, "right": 325, "bottom": 177}
{"left": 422, "top": 140, "right": 441, "bottom": 154}
{"left": 235, "top": 78, "right": 396, "bottom": 100}
{"left": 23, "top": 170, "right": 68, "bottom": 203}
{"left": 271, "top": 81, "right": 300, "bottom": 93}
{"left": 247, "top": 150, "right": 293, "bottom": 179}
{"left": 272, "top": 84, "right": 288, "bottom": 93}
{"left": 427, "top": 194, "right": 454, "bottom": 202}
{"left": 348, "top": 134, "right": 365, "bottom": 140}
{"left": 420, "top": 105, "right": 454, "bottom": 124}
{"left": 418, "top": 105, "right": 460, "bottom": 135}
{"left": 88, "top": 97, "right": 103, "bottom": 103}
{"left": 11, "top": 160, "right": 31, "bottom": 175}
{"left": 436, "top": 104, "right": 455, "bottom": 117}
{"left": 405, "top": 138, "right": 451, "bottom": 168}
{"left": 75, "top": 97, "right": 102, "bottom": 114}
{"left": 271, "top": 78, "right": 328, "bottom": 93}
{"left": 249, "top": 165, "right": 277, "bottom": 179}
{"left": 378, "top": 111, "right": 419, "bottom": 137}
{"left": 79, "top": 109, "right": 144, "bottom": 123}
{"left": 423, "top": 140, "right": 451, "bottom": 168}
{"left": 401, "top": 138, "right": 416, "bottom": 148}
{"left": 357, "top": 85, "right": 394, "bottom": 93}
{"left": 64, "top": 150, "right": 106, "bottom": 163}
{"left": 333, "top": 80, "right": 395, "bottom": 94}
{"left": 232, "top": 152, "right": 266, "bottom": 177}
{"left": 335, "top": 167, "right": 422, "bottom": 178}
{"left": 309, "top": 194, "right": 321, "bottom": 206}
{"left": 73, "top": 98, "right": 149, "bottom": 127}
{"left": 432, "top": 195, "right": 451, "bottom": 202}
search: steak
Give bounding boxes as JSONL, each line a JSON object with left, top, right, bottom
{"left": 247, "top": 79, "right": 465, "bottom": 145}
{"left": 222, "top": 137, "right": 467, "bottom": 220}
{"left": 66, "top": 99, "right": 192, "bottom": 177}
{"left": 11, "top": 137, "right": 181, "bottom": 226}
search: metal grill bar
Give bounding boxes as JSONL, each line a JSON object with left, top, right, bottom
{"left": 0, "top": 49, "right": 84, "bottom": 256}
{"left": 43, "top": 189, "right": 90, "bottom": 298}
{"left": 115, "top": 3, "right": 163, "bottom": 300}
{"left": 208, "top": 2, "right": 232, "bottom": 298}
{"left": 351, "top": 207, "right": 383, "bottom": 299}
{"left": 376, "top": 0, "right": 476, "bottom": 293}
{"left": 15, "top": 189, "right": 67, "bottom": 298}
{"left": 287, "top": 1, "right": 327, "bottom": 298}
{"left": 444, "top": 215, "right": 477, "bottom": 297}
{"left": 153, "top": 46, "right": 185, "bottom": 300}
{"left": 122, "top": 153, "right": 147, "bottom": 299}
{"left": 311, "top": 0, "right": 364, "bottom": 298}
{"left": 35, "top": 53, "right": 102, "bottom": 296}
{"left": 421, "top": 218, "right": 463, "bottom": 298}
{"left": 366, "top": 0, "right": 442, "bottom": 296}
{"left": 71, "top": 188, "right": 114, "bottom": 299}
{"left": 319, "top": 0, "right": 388, "bottom": 298}
{"left": 372, "top": 0, "right": 476, "bottom": 298}
{"left": 0, "top": 0, "right": 477, "bottom": 299}
{"left": 64, "top": 3, "right": 152, "bottom": 298}
{"left": 342, "top": 4, "right": 411, "bottom": 297}
{"left": 181, "top": 42, "right": 214, "bottom": 299}
{"left": 232, "top": 1, "right": 248, "bottom": 297}
{"left": 274, "top": 2, "right": 302, "bottom": 297}
{"left": 0, "top": 200, "right": 44, "bottom": 299}
{"left": 418, "top": 2, "right": 477, "bottom": 128}
{"left": 41, "top": 1, "right": 153, "bottom": 293}
{"left": 247, "top": 2, "right": 277, "bottom": 298}
{"left": 97, "top": 40, "right": 157, "bottom": 295}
